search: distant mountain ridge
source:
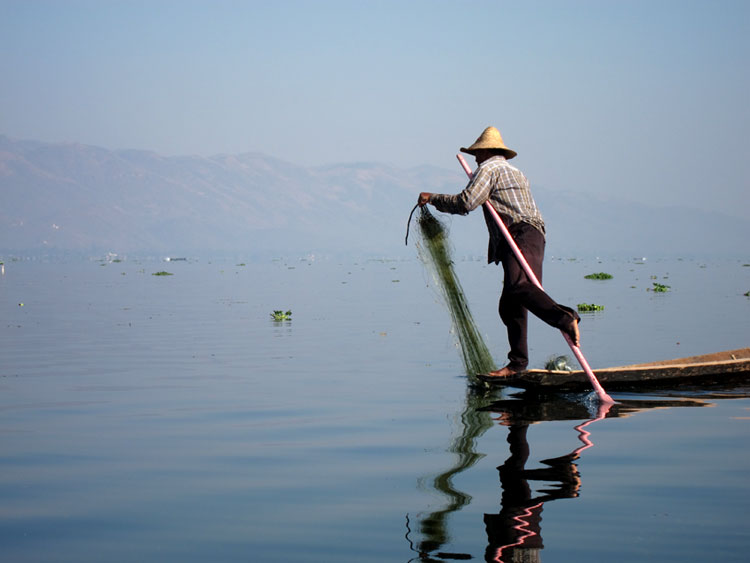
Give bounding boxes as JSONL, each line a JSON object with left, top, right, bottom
{"left": 1, "top": 135, "right": 747, "bottom": 259}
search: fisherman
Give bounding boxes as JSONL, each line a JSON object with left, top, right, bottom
{"left": 418, "top": 126, "right": 580, "bottom": 379}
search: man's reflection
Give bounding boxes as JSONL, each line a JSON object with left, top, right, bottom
{"left": 484, "top": 422, "right": 582, "bottom": 562}
{"left": 409, "top": 389, "right": 714, "bottom": 562}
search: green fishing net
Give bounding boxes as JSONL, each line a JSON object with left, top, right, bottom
{"left": 414, "top": 206, "right": 497, "bottom": 377}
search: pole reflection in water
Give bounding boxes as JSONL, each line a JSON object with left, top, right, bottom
{"left": 408, "top": 389, "right": 715, "bottom": 562}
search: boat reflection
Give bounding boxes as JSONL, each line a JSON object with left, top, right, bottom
{"left": 408, "top": 388, "right": 734, "bottom": 562}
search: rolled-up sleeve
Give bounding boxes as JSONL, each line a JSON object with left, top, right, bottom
{"left": 430, "top": 166, "right": 492, "bottom": 215}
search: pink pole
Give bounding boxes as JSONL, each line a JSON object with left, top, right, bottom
{"left": 456, "top": 154, "right": 614, "bottom": 404}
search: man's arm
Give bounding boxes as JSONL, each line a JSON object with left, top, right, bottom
{"left": 418, "top": 166, "right": 492, "bottom": 215}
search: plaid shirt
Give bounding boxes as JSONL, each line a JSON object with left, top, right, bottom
{"left": 430, "top": 155, "right": 545, "bottom": 262}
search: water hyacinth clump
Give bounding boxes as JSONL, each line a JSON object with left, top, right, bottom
{"left": 649, "top": 282, "right": 671, "bottom": 292}
{"left": 416, "top": 207, "right": 496, "bottom": 377}
{"left": 270, "top": 310, "right": 292, "bottom": 321}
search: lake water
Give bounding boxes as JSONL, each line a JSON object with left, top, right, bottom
{"left": 1, "top": 255, "right": 748, "bottom": 562}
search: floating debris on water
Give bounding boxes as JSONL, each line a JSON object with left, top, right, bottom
{"left": 584, "top": 272, "right": 613, "bottom": 280}
{"left": 577, "top": 303, "right": 604, "bottom": 312}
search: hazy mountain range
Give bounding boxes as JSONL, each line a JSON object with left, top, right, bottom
{"left": 1, "top": 135, "right": 747, "bottom": 259}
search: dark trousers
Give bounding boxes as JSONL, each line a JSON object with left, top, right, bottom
{"left": 498, "top": 223, "right": 579, "bottom": 371}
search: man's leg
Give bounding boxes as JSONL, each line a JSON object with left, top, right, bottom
{"left": 512, "top": 225, "right": 581, "bottom": 344}
{"left": 499, "top": 284, "right": 529, "bottom": 372}
{"left": 491, "top": 224, "right": 580, "bottom": 377}
{"left": 498, "top": 224, "right": 543, "bottom": 372}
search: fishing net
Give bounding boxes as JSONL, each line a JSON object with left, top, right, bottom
{"left": 411, "top": 206, "right": 497, "bottom": 377}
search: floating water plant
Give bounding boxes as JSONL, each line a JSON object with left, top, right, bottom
{"left": 584, "top": 272, "right": 613, "bottom": 280}
{"left": 415, "top": 207, "right": 496, "bottom": 376}
{"left": 270, "top": 310, "right": 292, "bottom": 321}
{"left": 648, "top": 282, "right": 670, "bottom": 292}
{"left": 577, "top": 303, "right": 604, "bottom": 312}
{"left": 152, "top": 271, "right": 173, "bottom": 276}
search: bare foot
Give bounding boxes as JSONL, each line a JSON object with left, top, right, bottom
{"left": 481, "top": 366, "right": 518, "bottom": 378}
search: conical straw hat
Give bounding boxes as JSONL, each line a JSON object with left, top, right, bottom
{"left": 460, "top": 126, "right": 517, "bottom": 159}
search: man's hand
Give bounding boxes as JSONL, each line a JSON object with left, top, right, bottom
{"left": 418, "top": 192, "right": 433, "bottom": 207}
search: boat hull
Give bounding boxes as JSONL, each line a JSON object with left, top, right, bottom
{"left": 503, "top": 348, "right": 750, "bottom": 391}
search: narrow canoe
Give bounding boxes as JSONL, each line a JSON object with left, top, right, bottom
{"left": 501, "top": 348, "right": 750, "bottom": 391}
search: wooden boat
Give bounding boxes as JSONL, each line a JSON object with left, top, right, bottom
{"left": 499, "top": 348, "right": 750, "bottom": 392}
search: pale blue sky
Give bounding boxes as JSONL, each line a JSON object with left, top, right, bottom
{"left": 1, "top": 0, "right": 748, "bottom": 218}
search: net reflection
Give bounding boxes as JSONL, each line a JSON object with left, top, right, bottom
{"left": 408, "top": 390, "right": 716, "bottom": 562}
{"left": 409, "top": 388, "right": 495, "bottom": 560}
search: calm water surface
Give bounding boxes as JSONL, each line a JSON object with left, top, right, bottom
{"left": 1, "top": 256, "right": 748, "bottom": 562}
